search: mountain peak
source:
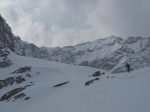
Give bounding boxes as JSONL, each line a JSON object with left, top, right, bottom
{"left": 0, "top": 14, "right": 12, "bottom": 34}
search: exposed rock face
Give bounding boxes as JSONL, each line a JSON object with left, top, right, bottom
{"left": 13, "top": 93, "right": 26, "bottom": 101}
{"left": 0, "top": 76, "right": 26, "bottom": 89}
{"left": 0, "top": 46, "right": 12, "bottom": 67}
{"left": 53, "top": 81, "right": 70, "bottom": 87}
{"left": 15, "top": 76, "right": 26, "bottom": 84}
{"left": 85, "top": 78, "right": 99, "bottom": 86}
{"left": 0, "top": 14, "right": 47, "bottom": 58}
{"left": 91, "top": 71, "right": 101, "bottom": 77}
{"left": 0, "top": 84, "right": 32, "bottom": 101}
{"left": 0, "top": 15, "right": 15, "bottom": 51}
{"left": 0, "top": 87, "right": 26, "bottom": 101}
{"left": 12, "top": 66, "right": 31, "bottom": 73}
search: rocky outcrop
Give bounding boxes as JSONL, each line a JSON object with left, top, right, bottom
{"left": 13, "top": 93, "right": 26, "bottom": 101}
{"left": 0, "top": 14, "right": 45, "bottom": 58}
{"left": 0, "top": 57, "right": 12, "bottom": 67}
{"left": 11, "top": 66, "right": 31, "bottom": 74}
{"left": 0, "top": 46, "right": 12, "bottom": 68}
{"left": 0, "top": 85, "right": 32, "bottom": 101}
{"left": 53, "top": 81, "right": 70, "bottom": 87}
{"left": 91, "top": 71, "right": 101, "bottom": 77}
{"left": 0, "top": 87, "right": 26, "bottom": 101}
{"left": 0, "top": 76, "right": 26, "bottom": 89}
{"left": 0, "top": 15, "right": 15, "bottom": 51}
{"left": 85, "top": 78, "right": 99, "bottom": 86}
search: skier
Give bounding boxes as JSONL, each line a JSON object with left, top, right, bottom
{"left": 125, "top": 63, "right": 131, "bottom": 73}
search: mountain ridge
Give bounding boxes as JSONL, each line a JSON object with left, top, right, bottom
{"left": 0, "top": 14, "right": 150, "bottom": 73}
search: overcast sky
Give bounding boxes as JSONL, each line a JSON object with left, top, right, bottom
{"left": 0, "top": 0, "right": 150, "bottom": 47}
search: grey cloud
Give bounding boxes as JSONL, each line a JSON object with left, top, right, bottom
{"left": 0, "top": 0, "right": 150, "bottom": 47}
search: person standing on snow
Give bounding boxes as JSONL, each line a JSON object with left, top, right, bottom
{"left": 125, "top": 63, "right": 131, "bottom": 73}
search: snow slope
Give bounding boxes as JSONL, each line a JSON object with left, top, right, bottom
{"left": 0, "top": 52, "right": 150, "bottom": 112}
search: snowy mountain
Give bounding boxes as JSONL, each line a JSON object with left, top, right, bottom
{"left": 1, "top": 14, "right": 150, "bottom": 112}
{"left": 1, "top": 14, "right": 150, "bottom": 73}
{"left": 0, "top": 44, "right": 150, "bottom": 112}
{"left": 44, "top": 36, "right": 150, "bottom": 73}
